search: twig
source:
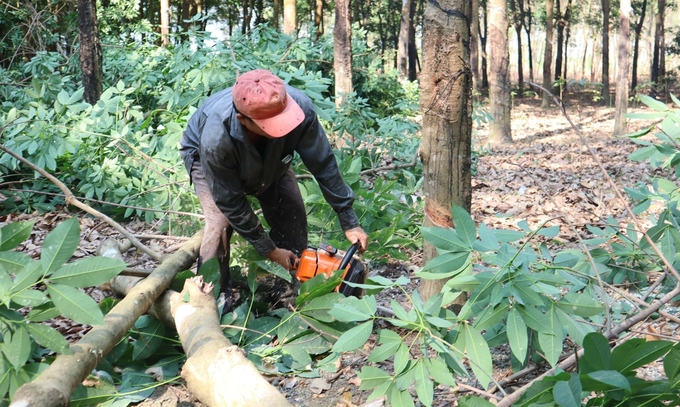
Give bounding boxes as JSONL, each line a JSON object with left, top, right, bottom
{"left": 296, "top": 155, "right": 419, "bottom": 181}
{"left": 456, "top": 382, "right": 502, "bottom": 400}
{"left": 0, "top": 144, "right": 162, "bottom": 262}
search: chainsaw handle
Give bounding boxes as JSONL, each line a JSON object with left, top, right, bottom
{"left": 338, "top": 242, "right": 360, "bottom": 271}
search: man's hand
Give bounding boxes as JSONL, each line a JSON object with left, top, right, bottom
{"left": 345, "top": 226, "right": 369, "bottom": 253}
{"left": 267, "top": 247, "right": 298, "bottom": 270}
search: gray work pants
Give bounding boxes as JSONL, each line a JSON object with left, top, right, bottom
{"left": 191, "top": 159, "right": 308, "bottom": 294}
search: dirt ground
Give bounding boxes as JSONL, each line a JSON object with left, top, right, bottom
{"left": 3, "top": 90, "right": 677, "bottom": 406}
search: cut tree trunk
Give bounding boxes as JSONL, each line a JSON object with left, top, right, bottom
{"left": 9, "top": 231, "right": 203, "bottom": 407}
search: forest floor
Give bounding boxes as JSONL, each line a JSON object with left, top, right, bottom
{"left": 2, "top": 90, "right": 677, "bottom": 406}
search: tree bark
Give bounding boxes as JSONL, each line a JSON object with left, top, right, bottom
{"left": 601, "top": 0, "right": 610, "bottom": 106}
{"left": 419, "top": 0, "right": 472, "bottom": 301}
{"left": 631, "top": 0, "right": 647, "bottom": 90}
{"left": 407, "top": 0, "right": 418, "bottom": 81}
{"left": 334, "top": 0, "right": 352, "bottom": 106}
{"left": 541, "top": 0, "right": 554, "bottom": 107}
{"left": 522, "top": 0, "right": 534, "bottom": 81}
{"left": 470, "top": 0, "right": 481, "bottom": 91}
{"left": 273, "top": 0, "right": 280, "bottom": 31}
{"left": 77, "top": 0, "right": 102, "bottom": 104}
{"left": 9, "top": 232, "right": 203, "bottom": 407}
{"left": 160, "top": 0, "right": 170, "bottom": 47}
{"left": 480, "top": 4, "right": 489, "bottom": 89}
{"left": 554, "top": 0, "right": 563, "bottom": 94}
{"left": 397, "top": 0, "right": 413, "bottom": 80}
{"left": 283, "top": 0, "right": 297, "bottom": 34}
{"left": 614, "top": 0, "right": 631, "bottom": 135}
{"left": 489, "top": 0, "right": 512, "bottom": 144}
{"left": 562, "top": 0, "right": 572, "bottom": 83}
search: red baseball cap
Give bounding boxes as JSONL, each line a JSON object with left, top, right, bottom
{"left": 233, "top": 69, "right": 305, "bottom": 137}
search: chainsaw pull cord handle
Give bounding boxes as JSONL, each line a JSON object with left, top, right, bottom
{"left": 338, "top": 241, "right": 360, "bottom": 271}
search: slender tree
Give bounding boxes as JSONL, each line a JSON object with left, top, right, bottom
{"left": 334, "top": 0, "right": 352, "bottom": 106}
{"left": 615, "top": 0, "right": 631, "bottom": 134}
{"left": 554, "top": 0, "right": 563, "bottom": 93}
{"left": 78, "top": 0, "right": 102, "bottom": 104}
{"left": 160, "top": 0, "right": 170, "bottom": 46}
{"left": 419, "top": 0, "right": 472, "bottom": 302}
{"left": 314, "top": 0, "right": 324, "bottom": 39}
{"left": 541, "top": 0, "right": 554, "bottom": 107}
{"left": 471, "top": 0, "right": 481, "bottom": 90}
{"left": 602, "top": 0, "right": 610, "bottom": 106}
{"left": 489, "top": 0, "right": 512, "bottom": 143}
{"left": 522, "top": 0, "right": 534, "bottom": 81}
{"left": 480, "top": 1, "right": 489, "bottom": 89}
{"left": 407, "top": 0, "right": 418, "bottom": 80}
{"left": 510, "top": 0, "right": 524, "bottom": 94}
{"left": 651, "top": 0, "right": 665, "bottom": 86}
{"left": 397, "top": 0, "right": 413, "bottom": 80}
{"left": 562, "top": 0, "right": 572, "bottom": 82}
{"left": 283, "top": 0, "right": 296, "bottom": 34}
{"left": 631, "top": 0, "right": 648, "bottom": 90}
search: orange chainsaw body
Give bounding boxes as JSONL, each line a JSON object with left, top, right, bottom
{"left": 295, "top": 243, "right": 366, "bottom": 296}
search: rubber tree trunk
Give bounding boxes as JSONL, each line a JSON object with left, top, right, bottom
{"left": 9, "top": 232, "right": 203, "bottom": 407}
{"left": 314, "top": 0, "right": 323, "bottom": 39}
{"left": 554, "top": 0, "right": 564, "bottom": 94}
{"left": 651, "top": 0, "right": 665, "bottom": 85}
{"left": 522, "top": 0, "right": 534, "bottom": 81}
{"left": 334, "top": 0, "right": 352, "bottom": 106}
{"left": 541, "top": 0, "right": 554, "bottom": 108}
{"left": 77, "top": 0, "right": 102, "bottom": 104}
{"left": 488, "top": 0, "right": 512, "bottom": 144}
{"left": 160, "top": 0, "right": 170, "bottom": 46}
{"left": 283, "top": 0, "right": 296, "bottom": 34}
{"left": 614, "top": 0, "right": 631, "bottom": 135}
{"left": 480, "top": 4, "right": 489, "bottom": 89}
{"left": 601, "top": 0, "right": 610, "bottom": 106}
{"left": 510, "top": 0, "right": 524, "bottom": 94}
{"left": 419, "top": 0, "right": 473, "bottom": 302}
{"left": 631, "top": 0, "right": 647, "bottom": 90}
{"left": 470, "top": 0, "right": 481, "bottom": 91}
{"left": 397, "top": 0, "right": 413, "bottom": 80}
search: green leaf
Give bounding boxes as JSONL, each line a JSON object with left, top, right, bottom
{"left": 475, "top": 223, "right": 499, "bottom": 252}
{"left": 611, "top": 339, "right": 673, "bottom": 373}
{"left": 639, "top": 95, "right": 669, "bottom": 111}
{"left": 451, "top": 205, "right": 477, "bottom": 247}
{"left": 389, "top": 385, "right": 415, "bottom": 407}
{"left": 426, "top": 357, "right": 456, "bottom": 386}
{"left": 0, "top": 221, "right": 34, "bottom": 251}
{"left": 276, "top": 315, "right": 307, "bottom": 343}
{"left": 357, "top": 366, "right": 392, "bottom": 390}
{"left": 49, "top": 257, "right": 126, "bottom": 287}
{"left": 517, "top": 305, "right": 550, "bottom": 333}
{"left": 254, "top": 260, "right": 291, "bottom": 283}
{"left": 47, "top": 284, "right": 105, "bottom": 325}
{"left": 414, "top": 360, "right": 434, "bottom": 406}
{"left": 507, "top": 308, "right": 528, "bottom": 362}
{"left": 419, "top": 251, "right": 471, "bottom": 276}
{"left": 555, "top": 307, "right": 594, "bottom": 346}
{"left": 5, "top": 325, "right": 31, "bottom": 370}
{"left": 332, "top": 321, "right": 373, "bottom": 353}
{"left": 27, "top": 324, "right": 71, "bottom": 354}
{"left": 41, "top": 218, "right": 80, "bottom": 275}
{"left": 368, "top": 330, "right": 403, "bottom": 363}
{"left": 132, "top": 317, "right": 165, "bottom": 361}
{"left": 0, "top": 252, "right": 33, "bottom": 274}
{"left": 473, "top": 303, "right": 509, "bottom": 330}
{"left": 538, "top": 306, "right": 563, "bottom": 366}
{"left": 26, "top": 303, "right": 60, "bottom": 322}
{"left": 421, "top": 226, "right": 471, "bottom": 252}
{"left": 664, "top": 347, "right": 680, "bottom": 387}
{"left": 300, "top": 292, "right": 345, "bottom": 322}
{"left": 536, "top": 225, "right": 560, "bottom": 238}
{"left": 580, "top": 333, "right": 611, "bottom": 373}
{"left": 11, "top": 261, "right": 43, "bottom": 293}
{"left": 458, "top": 396, "right": 496, "bottom": 407}
{"left": 461, "top": 324, "right": 493, "bottom": 390}
{"left": 296, "top": 269, "right": 344, "bottom": 306}
{"left": 552, "top": 374, "right": 582, "bottom": 407}
{"left": 393, "top": 343, "right": 410, "bottom": 375}
{"left": 11, "top": 289, "right": 48, "bottom": 307}
{"left": 557, "top": 292, "right": 604, "bottom": 317}
{"left": 585, "top": 370, "right": 631, "bottom": 392}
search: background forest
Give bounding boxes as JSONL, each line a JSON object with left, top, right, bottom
{"left": 2, "top": 0, "right": 680, "bottom": 406}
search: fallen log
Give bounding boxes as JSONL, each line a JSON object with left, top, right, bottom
{"left": 9, "top": 231, "right": 203, "bottom": 407}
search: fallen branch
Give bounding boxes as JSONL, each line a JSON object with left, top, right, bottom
{"left": 0, "top": 144, "right": 163, "bottom": 261}
{"left": 9, "top": 231, "right": 202, "bottom": 407}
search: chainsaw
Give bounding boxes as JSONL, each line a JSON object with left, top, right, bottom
{"left": 293, "top": 242, "right": 367, "bottom": 297}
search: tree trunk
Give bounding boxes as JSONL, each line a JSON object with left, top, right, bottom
{"left": 419, "top": 0, "right": 472, "bottom": 301}
{"left": 9, "top": 233, "right": 203, "bottom": 407}
{"left": 407, "top": 0, "right": 418, "bottom": 81}
{"left": 510, "top": 0, "right": 524, "bottom": 94}
{"left": 523, "top": 0, "right": 534, "bottom": 81}
{"left": 651, "top": 0, "right": 665, "bottom": 86}
{"left": 631, "top": 0, "right": 647, "bottom": 90}
{"left": 334, "top": 0, "right": 352, "bottom": 106}
{"left": 480, "top": 4, "right": 489, "bottom": 89}
{"left": 283, "top": 0, "right": 297, "bottom": 34}
{"left": 614, "top": 0, "right": 631, "bottom": 135}
{"left": 160, "top": 0, "right": 170, "bottom": 46}
{"left": 77, "top": 0, "right": 102, "bottom": 104}
{"left": 489, "top": 0, "right": 512, "bottom": 144}
{"left": 541, "top": 0, "right": 554, "bottom": 107}
{"left": 554, "top": 0, "right": 563, "bottom": 94}
{"left": 562, "top": 0, "right": 571, "bottom": 82}
{"left": 471, "top": 0, "right": 481, "bottom": 90}
{"left": 273, "top": 0, "right": 280, "bottom": 31}
{"left": 601, "top": 0, "right": 610, "bottom": 106}
{"left": 314, "top": 0, "right": 324, "bottom": 39}
{"left": 397, "top": 0, "right": 413, "bottom": 80}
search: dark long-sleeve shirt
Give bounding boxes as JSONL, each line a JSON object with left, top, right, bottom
{"left": 179, "top": 85, "right": 359, "bottom": 255}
